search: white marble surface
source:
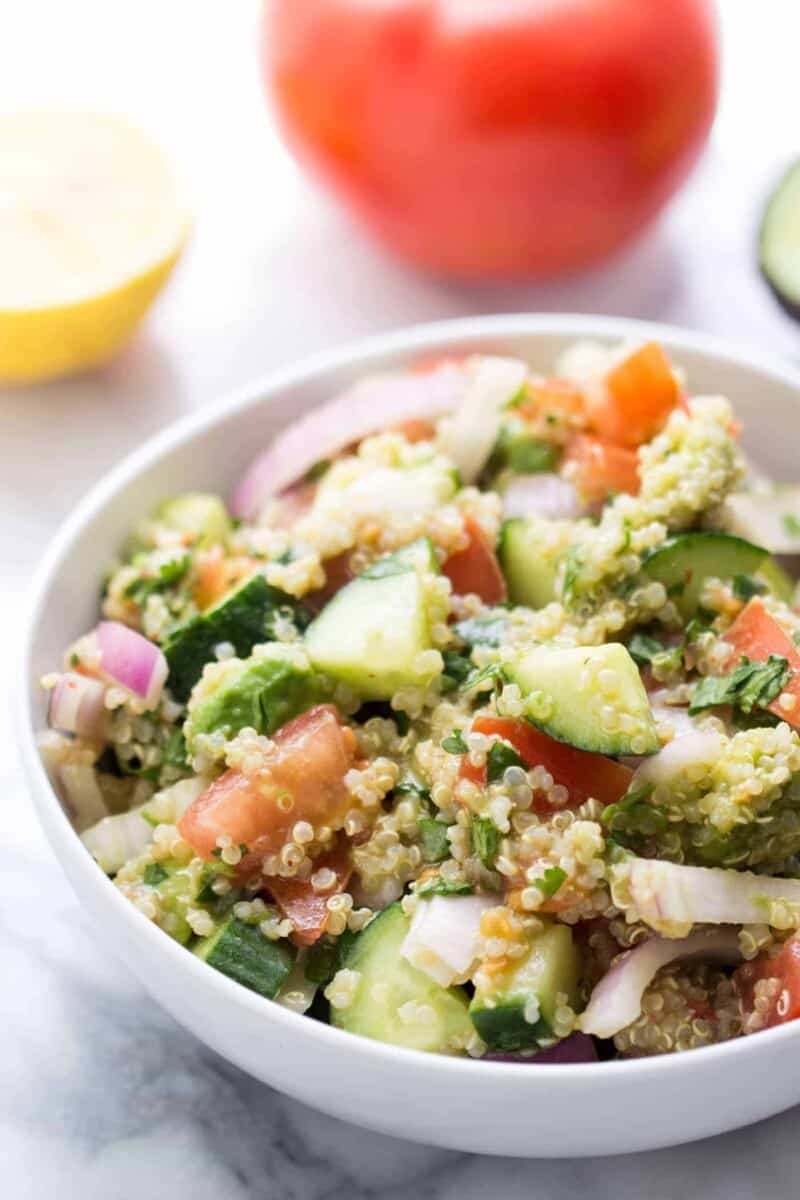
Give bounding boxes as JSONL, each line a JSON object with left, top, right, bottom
{"left": 5, "top": 2, "right": 800, "bottom": 1193}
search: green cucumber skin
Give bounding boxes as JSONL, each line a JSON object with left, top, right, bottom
{"left": 643, "top": 532, "right": 767, "bottom": 618}
{"left": 164, "top": 575, "right": 305, "bottom": 701}
{"left": 499, "top": 518, "right": 558, "bottom": 610}
{"left": 469, "top": 1003, "right": 552, "bottom": 1053}
{"left": 195, "top": 917, "right": 296, "bottom": 999}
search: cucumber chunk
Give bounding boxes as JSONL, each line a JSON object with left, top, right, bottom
{"left": 760, "top": 160, "right": 800, "bottom": 320}
{"left": 643, "top": 532, "right": 767, "bottom": 618}
{"left": 305, "top": 554, "right": 441, "bottom": 701}
{"left": 164, "top": 574, "right": 308, "bottom": 701}
{"left": 499, "top": 517, "right": 560, "bottom": 609}
{"left": 331, "top": 904, "right": 473, "bottom": 1054}
{"left": 470, "top": 922, "right": 580, "bottom": 1052}
{"left": 194, "top": 916, "right": 296, "bottom": 998}
{"left": 505, "top": 642, "right": 659, "bottom": 756}
{"left": 159, "top": 492, "right": 231, "bottom": 549}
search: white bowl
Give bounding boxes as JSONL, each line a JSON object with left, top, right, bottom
{"left": 18, "top": 314, "right": 800, "bottom": 1157}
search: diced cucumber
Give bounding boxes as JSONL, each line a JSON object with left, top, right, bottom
{"left": 305, "top": 561, "right": 441, "bottom": 701}
{"left": 159, "top": 492, "right": 231, "bottom": 549}
{"left": 164, "top": 574, "right": 308, "bottom": 701}
{"left": 194, "top": 916, "right": 296, "bottom": 998}
{"left": 485, "top": 420, "right": 559, "bottom": 479}
{"left": 498, "top": 518, "right": 559, "bottom": 609}
{"left": 505, "top": 642, "right": 659, "bottom": 756}
{"left": 758, "top": 557, "right": 796, "bottom": 605}
{"left": 331, "top": 904, "right": 473, "bottom": 1054}
{"left": 363, "top": 536, "right": 440, "bottom": 579}
{"left": 469, "top": 922, "right": 580, "bottom": 1051}
{"left": 184, "top": 645, "right": 325, "bottom": 750}
{"left": 642, "top": 532, "right": 768, "bottom": 618}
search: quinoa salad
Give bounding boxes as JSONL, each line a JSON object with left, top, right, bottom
{"left": 39, "top": 339, "right": 800, "bottom": 1063}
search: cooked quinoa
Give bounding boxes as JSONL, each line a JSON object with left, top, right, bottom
{"left": 41, "top": 340, "right": 800, "bottom": 1063}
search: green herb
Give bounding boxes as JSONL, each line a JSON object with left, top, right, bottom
{"left": 418, "top": 817, "right": 451, "bottom": 864}
{"left": 685, "top": 616, "right": 712, "bottom": 643}
{"left": 143, "top": 863, "right": 169, "bottom": 887}
{"left": 689, "top": 655, "right": 790, "bottom": 716}
{"left": 442, "top": 730, "right": 468, "bottom": 755}
{"left": 486, "top": 741, "right": 525, "bottom": 784}
{"left": 304, "top": 458, "right": 331, "bottom": 484}
{"left": 463, "top": 662, "right": 504, "bottom": 694}
{"left": 394, "top": 771, "right": 430, "bottom": 802}
{"left": 471, "top": 815, "right": 501, "bottom": 869}
{"left": 783, "top": 513, "right": 800, "bottom": 537}
{"left": 417, "top": 878, "right": 474, "bottom": 898}
{"left": 620, "top": 519, "right": 633, "bottom": 553}
{"left": 361, "top": 558, "right": 412, "bottom": 581}
{"left": 441, "top": 650, "right": 473, "bottom": 693}
{"left": 603, "top": 783, "right": 667, "bottom": 842}
{"left": 124, "top": 553, "right": 191, "bottom": 605}
{"left": 732, "top": 574, "right": 767, "bottom": 602}
{"left": 69, "top": 652, "right": 79, "bottom": 667}
{"left": 163, "top": 728, "right": 188, "bottom": 770}
{"left": 651, "top": 646, "right": 684, "bottom": 677}
{"left": 531, "top": 865, "right": 566, "bottom": 898}
{"left": 561, "top": 548, "right": 583, "bottom": 606}
{"left": 453, "top": 615, "right": 508, "bottom": 648}
{"left": 627, "top": 632, "right": 666, "bottom": 665}
{"left": 506, "top": 438, "right": 557, "bottom": 475}
{"left": 304, "top": 930, "right": 356, "bottom": 984}
{"left": 666, "top": 579, "right": 686, "bottom": 599}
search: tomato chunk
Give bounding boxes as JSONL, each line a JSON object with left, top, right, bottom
{"left": 735, "top": 935, "right": 800, "bottom": 1030}
{"left": 564, "top": 435, "right": 640, "bottom": 507}
{"left": 193, "top": 549, "right": 258, "bottom": 612}
{"left": 443, "top": 516, "right": 507, "bottom": 604}
{"left": 587, "top": 342, "right": 679, "bottom": 448}
{"left": 266, "top": 837, "right": 352, "bottom": 947}
{"left": 518, "top": 377, "right": 585, "bottom": 424}
{"left": 723, "top": 598, "right": 800, "bottom": 727}
{"left": 389, "top": 417, "right": 437, "bottom": 444}
{"left": 458, "top": 715, "right": 632, "bottom": 812}
{"left": 178, "top": 705, "right": 358, "bottom": 879}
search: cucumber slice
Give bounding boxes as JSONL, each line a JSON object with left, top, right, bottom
{"left": 164, "top": 574, "right": 307, "bottom": 701}
{"left": 642, "top": 532, "right": 767, "bottom": 618}
{"left": 470, "top": 922, "right": 580, "bottom": 1052}
{"left": 499, "top": 517, "right": 559, "bottom": 609}
{"left": 159, "top": 492, "right": 230, "bottom": 549}
{"left": 363, "top": 536, "right": 440, "bottom": 579}
{"left": 758, "top": 557, "right": 796, "bottom": 605}
{"left": 505, "top": 642, "right": 659, "bottom": 756}
{"left": 331, "top": 904, "right": 473, "bottom": 1054}
{"left": 305, "top": 562, "right": 441, "bottom": 701}
{"left": 760, "top": 160, "right": 800, "bottom": 319}
{"left": 194, "top": 916, "right": 296, "bottom": 999}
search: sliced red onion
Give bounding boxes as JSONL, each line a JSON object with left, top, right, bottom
{"left": 231, "top": 365, "right": 467, "bottom": 519}
{"left": 48, "top": 672, "right": 107, "bottom": 739}
{"left": 615, "top": 856, "right": 800, "bottom": 934}
{"left": 486, "top": 1033, "right": 598, "bottom": 1064}
{"left": 81, "top": 805, "right": 154, "bottom": 874}
{"left": 438, "top": 356, "right": 528, "bottom": 484}
{"left": 401, "top": 893, "right": 498, "bottom": 988}
{"left": 502, "top": 473, "right": 583, "bottom": 521}
{"left": 634, "top": 730, "right": 725, "bottom": 787}
{"left": 579, "top": 930, "right": 741, "bottom": 1039}
{"left": 94, "top": 621, "right": 167, "bottom": 709}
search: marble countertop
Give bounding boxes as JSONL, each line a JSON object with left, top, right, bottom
{"left": 5, "top": 3, "right": 800, "bottom": 1194}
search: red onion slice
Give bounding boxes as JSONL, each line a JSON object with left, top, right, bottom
{"left": 502, "top": 473, "right": 583, "bottom": 521}
{"left": 580, "top": 930, "right": 741, "bottom": 1039}
{"left": 486, "top": 1033, "right": 598, "bottom": 1065}
{"left": 95, "top": 621, "right": 168, "bottom": 709}
{"left": 49, "top": 672, "right": 107, "bottom": 739}
{"left": 231, "top": 365, "right": 467, "bottom": 519}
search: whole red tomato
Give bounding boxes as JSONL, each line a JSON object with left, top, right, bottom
{"left": 262, "top": 0, "right": 718, "bottom": 279}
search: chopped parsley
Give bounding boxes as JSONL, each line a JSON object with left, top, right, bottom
{"left": 531, "top": 865, "right": 566, "bottom": 898}
{"left": 442, "top": 730, "right": 468, "bottom": 755}
{"left": 689, "top": 654, "right": 790, "bottom": 716}
{"left": 603, "top": 783, "right": 667, "bottom": 843}
{"left": 732, "top": 574, "right": 767, "bottom": 602}
{"left": 486, "top": 741, "right": 525, "bottom": 784}
{"left": 124, "top": 553, "right": 191, "bottom": 605}
{"left": 627, "top": 632, "right": 667, "bottom": 666}
{"left": 441, "top": 649, "right": 474, "bottom": 693}
{"left": 418, "top": 818, "right": 452, "bottom": 864}
{"left": 783, "top": 513, "right": 800, "bottom": 538}
{"left": 143, "top": 863, "right": 169, "bottom": 887}
{"left": 417, "top": 877, "right": 473, "bottom": 898}
{"left": 471, "top": 815, "right": 501, "bottom": 869}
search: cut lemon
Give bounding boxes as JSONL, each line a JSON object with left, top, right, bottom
{"left": 0, "top": 109, "right": 189, "bottom": 384}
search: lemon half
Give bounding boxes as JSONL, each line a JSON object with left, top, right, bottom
{"left": 0, "top": 109, "right": 189, "bottom": 384}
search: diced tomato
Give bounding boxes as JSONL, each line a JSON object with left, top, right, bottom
{"left": 178, "top": 705, "right": 358, "bottom": 880}
{"left": 443, "top": 516, "right": 507, "bottom": 604}
{"left": 389, "top": 418, "right": 437, "bottom": 444}
{"left": 723, "top": 598, "right": 800, "bottom": 726}
{"left": 518, "top": 377, "right": 586, "bottom": 424}
{"left": 193, "top": 549, "right": 258, "bottom": 611}
{"left": 458, "top": 715, "right": 632, "bottom": 812}
{"left": 564, "top": 435, "right": 640, "bottom": 507}
{"left": 266, "top": 837, "right": 352, "bottom": 947}
{"left": 305, "top": 550, "right": 356, "bottom": 613}
{"left": 734, "top": 935, "right": 800, "bottom": 1030}
{"left": 587, "top": 342, "right": 679, "bottom": 448}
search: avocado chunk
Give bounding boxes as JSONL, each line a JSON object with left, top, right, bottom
{"left": 470, "top": 922, "right": 581, "bottom": 1052}
{"left": 505, "top": 642, "right": 659, "bottom": 756}
{"left": 159, "top": 492, "right": 231, "bottom": 549}
{"left": 164, "top": 574, "right": 309, "bottom": 701}
{"left": 185, "top": 644, "right": 326, "bottom": 750}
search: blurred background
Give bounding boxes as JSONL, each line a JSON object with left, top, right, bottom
{"left": 6, "top": 2, "right": 800, "bottom": 1194}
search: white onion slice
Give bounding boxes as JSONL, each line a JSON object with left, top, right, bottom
{"left": 438, "top": 356, "right": 528, "bottom": 483}
{"left": 647, "top": 690, "right": 704, "bottom": 741}
{"left": 614, "top": 856, "right": 800, "bottom": 935}
{"left": 231, "top": 365, "right": 466, "bottom": 518}
{"left": 48, "top": 672, "right": 107, "bottom": 739}
{"left": 502, "top": 473, "right": 583, "bottom": 521}
{"left": 81, "top": 805, "right": 154, "bottom": 874}
{"left": 94, "top": 621, "right": 168, "bottom": 710}
{"left": 634, "top": 731, "right": 725, "bottom": 787}
{"left": 579, "top": 930, "right": 741, "bottom": 1039}
{"left": 58, "top": 763, "right": 109, "bottom": 831}
{"left": 401, "top": 894, "right": 497, "bottom": 987}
